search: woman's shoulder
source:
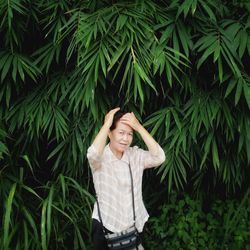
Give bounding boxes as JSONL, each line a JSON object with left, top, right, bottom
{"left": 128, "top": 145, "right": 139, "bottom": 151}
{"left": 127, "top": 145, "right": 144, "bottom": 155}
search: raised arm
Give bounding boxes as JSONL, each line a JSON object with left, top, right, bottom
{"left": 92, "top": 107, "right": 120, "bottom": 157}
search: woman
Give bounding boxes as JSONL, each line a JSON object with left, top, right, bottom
{"left": 87, "top": 107, "right": 165, "bottom": 249}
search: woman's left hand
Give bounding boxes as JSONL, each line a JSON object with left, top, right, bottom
{"left": 120, "top": 112, "right": 142, "bottom": 132}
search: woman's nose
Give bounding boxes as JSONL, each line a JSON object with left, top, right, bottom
{"left": 123, "top": 134, "right": 129, "bottom": 141}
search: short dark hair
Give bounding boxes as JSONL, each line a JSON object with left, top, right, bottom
{"left": 110, "top": 110, "right": 126, "bottom": 131}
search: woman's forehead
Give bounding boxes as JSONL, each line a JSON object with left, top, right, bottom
{"left": 115, "top": 120, "right": 133, "bottom": 132}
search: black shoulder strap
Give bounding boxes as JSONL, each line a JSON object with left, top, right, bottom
{"left": 128, "top": 164, "right": 136, "bottom": 226}
{"left": 96, "top": 194, "right": 108, "bottom": 234}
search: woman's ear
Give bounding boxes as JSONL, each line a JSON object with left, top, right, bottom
{"left": 108, "top": 130, "right": 111, "bottom": 140}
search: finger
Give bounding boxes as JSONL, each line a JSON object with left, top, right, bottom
{"left": 120, "top": 120, "right": 132, "bottom": 126}
{"left": 106, "top": 107, "right": 119, "bottom": 119}
{"left": 121, "top": 113, "right": 131, "bottom": 119}
{"left": 120, "top": 116, "right": 131, "bottom": 122}
{"left": 110, "top": 107, "right": 120, "bottom": 114}
{"left": 120, "top": 116, "right": 130, "bottom": 122}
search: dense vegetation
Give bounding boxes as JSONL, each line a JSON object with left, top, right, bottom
{"left": 0, "top": 0, "right": 249, "bottom": 249}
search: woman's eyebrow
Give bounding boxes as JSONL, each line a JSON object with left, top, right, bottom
{"left": 119, "top": 129, "right": 133, "bottom": 133}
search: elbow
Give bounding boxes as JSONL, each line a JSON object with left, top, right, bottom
{"left": 159, "top": 151, "right": 166, "bottom": 165}
{"left": 157, "top": 145, "right": 166, "bottom": 164}
{"left": 151, "top": 147, "right": 166, "bottom": 168}
{"left": 156, "top": 151, "right": 165, "bottom": 166}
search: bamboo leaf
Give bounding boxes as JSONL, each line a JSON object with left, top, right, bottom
{"left": 235, "top": 77, "right": 243, "bottom": 105}
{"left": 107, "top": 46, "right": 126, "bottom": 72}
{"left": 225, "top": 22, "right": 241, "bottom": 40}
{"left": 116, "top": 14, "right": 127, "bottom": 31}
{"left": 23, "top": 221, "right": 28, "bottom": 249}
{"left": 176, "top": 0, "right": 193, "bottom": 19}
{"left": 1, "top": 54, "right": 12, "bottom": 82}
{"left": 21, "top": 154, "right": 34, "bottom": 176}
{"left": 22, "top": 207, "right": 39, "bottom": 242}
{"left": 243, "top": 82, "right": 250, "bottom": 109}
{"left": 134, "top": 62, "right": 156, "bottom": 91}
{"left": 159, "top": 24, "right": 174, "bottom": 44}
{"left": 41, "top": 199, "right": 48, "bottom": 250}
{"left": 197, "top": 41, "right": 217, "bottom": 69}
{"left": 94, "top": 55, "right": 100, "bottom": 82}
{"left": 165, "top": 61, "right": 172, "bottom": 86}
{"left": 46, "top": 185, "right": 54, "bottom": 245}
{"left": 99, "top": 50, "right": 106, "bottom": 77}
{"left": 212, "top": 139, "right": 220, "bottom": 169}
{"left": 177, "top": 22, "right": 190, "bottom": 56}
{"left": 246, "top": 138, "right": 250, "bottom": 163}
{"left": 238, "top": 30, "right": 248, "bottom": 58}
{"left": 75, "top": 128, "right": 84, "bottom": 153}
{"left": 213, "top": 45, "right": 220, "bottom": 62}
{"left": 59, "top": 174, "right": 66, "bottom": 204}
{"left": 218, "top": 56, "right": 223, "bottom": 83}
{"left": 150, "top": 115, "right": 165, "bottom": 137}
{"left": 3, "top": 183, "right": 17, "bottom": 249}
{"left": 191, "top": 0, "right": 197, "bottom": 15}
{"left": 200, "top": 0, "right": 216, "bottom": 21}
{"left": 0, "top": 52, "right": 9, "bottom": 70}
{"left": 17, "top": 59, "right": 25, "bottom": 81}
{"left": 12, "top": 55, "right": 18, "bottom": 82}
{"left": 171, "top": 109, "right": 182, "bottom": 131}
{"left": 133, "top": 68, "right": 144, "bottom": 103}
{"left": 225, "top": 78, "right": 237, "bottom": 98}
{"left": 201, "top": 132, "right": 213, "bottom": 168}
{"left": 22, "top": 185, "right": 42, "bottom": 200}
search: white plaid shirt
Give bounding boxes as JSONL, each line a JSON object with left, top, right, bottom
{"left": 87, "top": 143, "right": 165, "bottom": 233}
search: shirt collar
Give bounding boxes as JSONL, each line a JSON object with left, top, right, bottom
{"left": 106, "top": 144, "right": 129, "bottom": 164}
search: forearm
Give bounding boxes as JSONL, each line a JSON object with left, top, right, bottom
{"left": 92, "top": 124, "right": 110, "bottom": 156}
{"left": 137, "top": 125, "right": 160, "bottom": 155}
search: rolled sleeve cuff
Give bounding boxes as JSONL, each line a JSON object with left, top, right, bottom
{"left": 144, "top": 144, "right": 166, "bottom": 169}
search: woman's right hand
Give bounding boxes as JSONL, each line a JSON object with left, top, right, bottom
{"left": 90, "top": 107, "right": 120, "bottom": 157}
{"left": 104, "top": 107, "right": 120, "bottom": 128}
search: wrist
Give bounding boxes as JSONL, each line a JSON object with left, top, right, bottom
{"left": 136, "top": 124, "right": 144, "bottom": 133}
{"left": 102, "top": 123, "right": 111, "bottom": 132}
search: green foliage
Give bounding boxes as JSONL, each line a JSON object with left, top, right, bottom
{"left": 0, "top": 0, "right": 250, "bottom": 248}
{"left": 146, "top": 190, "right": 250, "bottom": 250}
{"left": 0, "top": 0, "right": 249, "bottom": 192}
{"left": 0, "top": 168, "right": 94, "bottom": 250}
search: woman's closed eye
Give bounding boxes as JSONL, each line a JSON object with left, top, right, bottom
{"left": 119, "top": 131, "right": 133, "bottom": 136}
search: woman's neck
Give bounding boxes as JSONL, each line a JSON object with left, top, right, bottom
{"left": 109, "top": 144, "right": 123, "bottom": 159}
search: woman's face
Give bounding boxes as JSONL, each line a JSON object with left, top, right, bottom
{"left": 108, "top": 120, "right": 133, "bottom": 155}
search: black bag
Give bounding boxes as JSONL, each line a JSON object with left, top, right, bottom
{"left": 96, "top": 164, "right": 142, "bottom": 250}
{"left": 105, "top": 225, "right": 141, "bottom": 250}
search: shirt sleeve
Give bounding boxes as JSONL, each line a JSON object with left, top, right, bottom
{"left": 138, "top": 144, "right": 166, "bottom": 169}
{"left": 87, "top": 144, "right": 102, "bottom": 171}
